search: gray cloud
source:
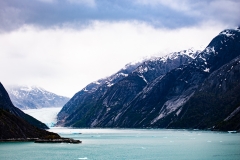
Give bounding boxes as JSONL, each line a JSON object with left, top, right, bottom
{"left": 200, "top": 0, "right": 240, "bottom": 26}
{"left": 2, "top": 0, "right": 235, "bottom": 97}
{"left": 0, "top": 0, "right": 239, "bottom": 32}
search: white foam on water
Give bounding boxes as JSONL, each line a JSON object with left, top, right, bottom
{"left": 78, "top": 157, "right": 88, "bottom": 160}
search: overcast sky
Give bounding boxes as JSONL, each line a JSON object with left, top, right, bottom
{"left": 0, "top": 0, "right": 239, "bottom": 97}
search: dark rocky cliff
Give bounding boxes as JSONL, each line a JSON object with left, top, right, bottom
{"left": 0, "top": 82, "right": 48, "bottom": 129}
{"left": 112, "top": 28, "right": 240, "bottom": 130}
{"left": 169, "top": 55, "right": 240, "bottom": 131}
{"left": 0, "top": 109, "right": 59, "bottom": 139}
{"left": 0, "top": 82, "right": 60, "bottom": 139}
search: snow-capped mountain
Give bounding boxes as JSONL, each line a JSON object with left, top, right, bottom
{"left": 6, "top": 86, "right": 70, "bottom": 110}
{"left": 57, "top": 27, "right": 240, "bottom": 131}
{"left": 108, "top": 28, "right": 240, "bottom": 130}
{"left": 82, "top": 61, "right": 143, "bottom": 93}
{"left": 57, "top": 48, "right": 200, "bottom": 126}
{"left": 132, "top": 48, "right": 200, "bottom": 84}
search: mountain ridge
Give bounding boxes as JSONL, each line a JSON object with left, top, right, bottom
{"left": 57, "top": 48, "right": 200, "bottom": 127}
{"left": 111, "top": 28, "right": 240, "bottom": 129}
{"left": 6, "top": 85, "right": 69, "bottom": 110}
{"left": 57, "top": 28, "right": 240, "bottom": 131}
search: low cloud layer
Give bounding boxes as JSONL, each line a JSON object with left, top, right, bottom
{"left": 0, "top": 22, "right": 227, "bottom": 96}
{"left": 0, "top": 0, "right": 239, "bottom": 97}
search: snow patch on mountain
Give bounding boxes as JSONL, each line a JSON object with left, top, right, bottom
{"left": 203, "top": 68, "right": 210, "bottom": 72}
{"left": 138, "top": 74, "right": 148, "bottom": 84}
{"left": 224, "top": 106, "right": 240, "bottom": 121}
{"left": 6, "top": 85, "right": 70, "bottom": 110}
{"left": 160, "top": 48, "right": 200, "bottom": 62}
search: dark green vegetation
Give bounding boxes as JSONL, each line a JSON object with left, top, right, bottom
{"left": 58, "top": 28, "right": 240, "bottom": 131}
{"left": 0, "top": 108, "right": 59, "bottom": 139}
{"left": 0, "top": 83, "right": 48, "bottom": 129}
{"left": 0, "top": 82, "right": 59, "bottom": 140}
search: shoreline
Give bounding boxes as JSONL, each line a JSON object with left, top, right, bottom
{"left": 0, "top": 138, "right": 81, "bottom": 144}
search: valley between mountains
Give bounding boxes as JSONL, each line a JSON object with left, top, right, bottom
{"left": 1, "top": 28, "right": 240, "bottom": 140}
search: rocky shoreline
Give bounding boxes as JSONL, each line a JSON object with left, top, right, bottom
{"left": 35, "top": 138, "right": 81, "bottom": 143}
{"left": 0, "top": 138, "right": 82, "bottom": 144}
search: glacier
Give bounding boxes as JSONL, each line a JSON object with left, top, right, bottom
{"left": 23, "top": 107, "right": 62, "bottom": 127}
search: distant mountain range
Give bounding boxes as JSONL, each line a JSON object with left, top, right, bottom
{"left": 57, "top": 27, "right": 240, "bottom": 131}
{"left": 6, "top": 86, "right": 69, "bottom": 110}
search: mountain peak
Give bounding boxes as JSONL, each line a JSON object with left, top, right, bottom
{"left": 219, "top": 28, "right": 240, "bottom": 37}
{"left": 7, "top": 85, "right": 41, "bottom": 91}
{"left": 6, "top": 85, "right": 69, "bottom": 109}
{"left": 156, "top": 48, "right": 200, "bottom": 63}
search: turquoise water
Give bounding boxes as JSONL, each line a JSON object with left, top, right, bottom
{"left": 0, "top": 128, "right": 240, "bottom": 160}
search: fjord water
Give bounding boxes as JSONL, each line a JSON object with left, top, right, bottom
{"left": 0, "top": 128, "right": 240, "bottom": 160}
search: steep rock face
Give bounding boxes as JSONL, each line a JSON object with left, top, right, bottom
{"left": 112, "top": 28, "right": 240, "bottom": 128}
{"left": 113, "top": 28, "right": 240, "bottom": 129}
{"left": 57, "top": 49, "right": 200, "bottom": 127}
{"left": 169, "top": 55, "right": 240, "bottom": 130}
{"left": 57, "top": 62, "right": 142, "bottom": 125}
{"left": 6, "top": 86, "right": 69, "bottom": 109}
{"left": 0, "top": 83, "right": 48, "bottom": 129}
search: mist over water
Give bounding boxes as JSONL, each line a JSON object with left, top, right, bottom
{"left": 1, "top": 128, "right": 240, "bottom": 160}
